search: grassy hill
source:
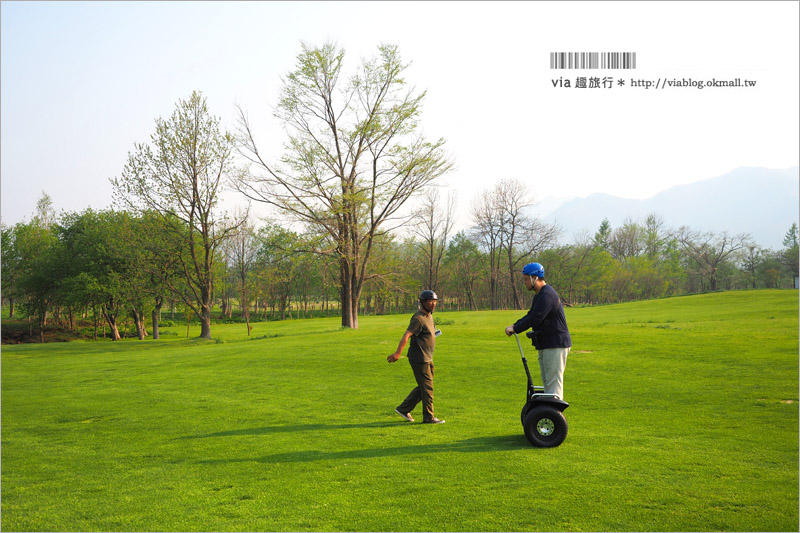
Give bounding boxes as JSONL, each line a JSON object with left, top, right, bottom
{"left": 2, "top": 290, "right": 798, "bottom": 531}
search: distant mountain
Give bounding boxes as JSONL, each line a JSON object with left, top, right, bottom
{"left": 544, "top": 166, "right": 799, "bottom": 250}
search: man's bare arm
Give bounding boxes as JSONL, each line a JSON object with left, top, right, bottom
{"left": 387, "top": 330, "right": 414, "bottom": 363}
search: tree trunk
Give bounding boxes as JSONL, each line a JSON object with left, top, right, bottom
{"left": 466, "top": 283, "right": 477, "bottom": 311}
{"left": 489, "top": 248, "right": 499, "bottom": 309}
{"left": 102, "top": 306, "right": 122, "bottom": 341}
{"left": 131, "top": 308, "right": 147, "bottom": 340}
{"left": 199, "top": 284, "right": 212, "bottom": 339}
{"left": 8, "top": 298, "right": 14, "bottom": 319}
{"left": 152, "top": 299, "right": 163, "bottom": 340}
{"left": 240, "top": 284, "right": 251, "bottom": 335}
{"left": 350, "top": 279, "right": 361, "bottom": 329}
{"left": 200, "top": 307, "right": 212, "bottom": 339}
{"left": 340, "top": 258, "right": 356, "bottom": 328}
{"left": 507, "top": 246, "right": 523, "bottom": 310}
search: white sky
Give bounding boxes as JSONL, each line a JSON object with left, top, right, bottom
{"left": 2, "top": 1, "right": 798, "bottom": 232}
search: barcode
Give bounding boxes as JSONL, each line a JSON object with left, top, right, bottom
{"left": 550, "top": 52, "right": 637, "bottom": 69}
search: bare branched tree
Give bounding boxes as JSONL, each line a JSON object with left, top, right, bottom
{"left": 410, "top": 188, "right": 456, "bottom": 293}
{"left": 472, "top": 179, "right": 560, "bottom": 309}
{"left": 677, "top": 228, "right": 751, "bottom": 291}
{"left": 470, "top": 187, "right": 504, "bottom": 309}
{"left": 495, "top": 179, "right": 561, "bottom": 309}
{"left": 225, "top": 208, "right": 257, "bottom": 335}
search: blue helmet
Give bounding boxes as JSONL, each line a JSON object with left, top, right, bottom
{"left": 522, "top": 262, "right": 544, "bottom": 278}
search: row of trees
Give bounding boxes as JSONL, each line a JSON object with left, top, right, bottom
{"left": 3, "top": 189, "right": 797, "bottom": 343}
{"left": 2, "top": 42, "right": 798, "bottom": 342}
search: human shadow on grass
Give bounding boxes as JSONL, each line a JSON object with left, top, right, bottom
{"left": 195, "top": 434, "right": 532, "bottom": 465}
{"left": 179, "top": 421, "right": 400, "bottom": 439}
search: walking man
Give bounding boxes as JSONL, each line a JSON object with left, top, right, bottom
{"left": 387, "top": 290, "right": 445, "bottom": 424}
{"left": 504, "top": 262, "right": 571, "bottom": 399}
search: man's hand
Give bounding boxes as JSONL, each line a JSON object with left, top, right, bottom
{"left": 387, "top": 353, "right": 401, "bottom": 363}
{"left": 504, "top": 325, "right": 515, "bottom": 336}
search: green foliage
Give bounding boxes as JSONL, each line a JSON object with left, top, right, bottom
{"left": 1, "top": 223, "right": 21, "bottom": 315}
{"left": 2, "top": 291, "right": 797, "bottom": 531}
{"left": 9, "top": 219, "right": 60, "bottom": 336}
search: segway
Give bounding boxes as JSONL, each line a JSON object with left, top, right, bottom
{"left": 514, "top": 332, "right": 569, "bottom": 447}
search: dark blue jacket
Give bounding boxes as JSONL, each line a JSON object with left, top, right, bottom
{"left": 513, "top": 284, "right": 571, "bottom": 349}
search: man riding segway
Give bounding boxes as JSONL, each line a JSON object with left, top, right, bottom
{"left": 505, "top": 262, "right": 571, "bottom": 400}
{"left": 505, "top": 262, "right": 572, "bottom": 446}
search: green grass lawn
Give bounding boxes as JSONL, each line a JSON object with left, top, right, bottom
{"left": 2, "top": 290, "right": 798, "bottom": 531}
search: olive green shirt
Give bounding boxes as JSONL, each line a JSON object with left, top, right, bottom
{"left": 407, "top": 310, "right": 436, "bottom": 363}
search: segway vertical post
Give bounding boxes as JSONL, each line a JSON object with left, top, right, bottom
{"left": 514, "top": 333, "right": 534, "bottom": 393}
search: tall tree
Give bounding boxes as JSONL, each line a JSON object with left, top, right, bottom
{"left": 226, "top": 209, "right": 257, "bottom": 334}
{"left": 494, "top": 179, "right": 560, "bottom": 309}
{"left": 134, "top": 211, "right": 186, "bottom": 340}
{"left": 470, "top": 187, "right": 504, "bottom": 309}
{"left": 254, "top": 224, "right": 304, "bottom": 321}
{"left": 677, "top": 228, "right": 750, "bottom": 291}
{"left": 608, "top": 218, "right": 644, "bottom": 262}
{"left": 234, "top": 42, "right": 453, "bottom": 328}
{"left": 593, "top": 218, "right": 612, "bottom": 250}
{"left": 57, "top": 209, "right": 136, "bottom": 341}
{"left": 643, "top": 213, "right": 667, "bottom": 260}
{"left": 781, "top": 223, "right": 799, "bottom": 284}
{"left": 14, "top": 220, "right": 60, "bottom": 341}
{"left": 35, "top": 191, "right": 56, "bottom": 230}
{"left": 1, "top": 223, "right": 21, "bottom": 318}
{"left": 112, "top": 91, "right": 242, "bottom": 338}
{"left": 443, "top": 232, "right": 483, "bottom": 311}
{"left": 740, "top": 245, "right": 764, "bottom": 289}
{"left": 410, "top": 188, "right": 456, "bottom": 292}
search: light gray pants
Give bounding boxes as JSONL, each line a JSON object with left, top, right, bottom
{"left": 538, "top": 347, "right": 570, "bottom": 399}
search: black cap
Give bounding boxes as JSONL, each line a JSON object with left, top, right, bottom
{"left": 419, "top": 290, "right": 438, "bottom": 301}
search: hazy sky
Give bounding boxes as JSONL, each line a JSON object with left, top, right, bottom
{"left": 2, "top": 1, "right": 798, "bottom": 231}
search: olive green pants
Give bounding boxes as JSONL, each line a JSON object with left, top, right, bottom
{"left": 396, "top": 361, "right": 435, "bottom": 422}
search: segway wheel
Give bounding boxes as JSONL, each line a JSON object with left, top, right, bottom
{"left": 523, "top": 406, "right": 568, "bottom": 447}
{"left": 521, "top": 403, "right": 530, "bottom": 425}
